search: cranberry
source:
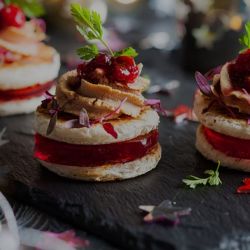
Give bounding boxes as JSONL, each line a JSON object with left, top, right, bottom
{"left": 110, "top": 56, "right": 139, "bottom": 84}
{"left": 229, "top": 49, "right": 250, "bottom": 92}
{"left": 77, "top": 53, "right": 110, "bottom": 84}
{"left": 0, "top": 4, "right": 25, "bottom": 29}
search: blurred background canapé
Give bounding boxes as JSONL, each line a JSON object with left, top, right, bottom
{"left": 41, "top": 0, "right": 250, "bottom": 73}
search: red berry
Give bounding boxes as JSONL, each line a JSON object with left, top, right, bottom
{"left": 228, "top": 49, "right": 250, "bottom": 92}
{"left": 0, "top": 4, "right": 25, "bottom": 29}
{"left": 77, "top": 53, "right": 110, "bottom": 83}
{"left": 110, "top": 56, "right": 139, "bottom": 84}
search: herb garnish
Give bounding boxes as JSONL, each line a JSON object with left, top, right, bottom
{"left": 182, "top": 161, "right": 222, "bottom": 189}
{"left": 4, "top": 0, "right": 45, "bottom": 18}
{"left": 239, "top": 21, "right": 250, "bottom": 51}
{"left": 70, "top": 3, "right": 138, "bottom": 60}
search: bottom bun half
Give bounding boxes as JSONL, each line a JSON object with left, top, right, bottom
{"left": 39, "top": 143, "right": 161, "bottom": 181}
{"left": 196, "top": 125, "right": 250, "bottom": 172}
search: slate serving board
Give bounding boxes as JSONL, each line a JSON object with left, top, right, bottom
{"left": 2, "top": 102, "right": 250, "bottom": 250}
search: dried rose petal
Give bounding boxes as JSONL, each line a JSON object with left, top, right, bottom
{"left": 144, "top": 99, "right": 169, "bottom": 116}
{"left": 97, "top": 98, "right": 127, "bottom": 123}
{"left": 195, "top": 71, "right": 212, "bottom": 96}
{"left": 140, "top": 200, "right": 191, "bottom": 225}
{"left": 170, "top": 105, "right": 197, "bottom": 124}
{"left": 43, "top": 230, "right": 89, "bottom": 248}
{"left": 237, "top": 178, "right": 250, "bottom": 193}
{"left": 102, "top": 123, "right": 118, "bottom": 139}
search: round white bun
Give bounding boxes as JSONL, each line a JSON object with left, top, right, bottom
{"left": 39, "top": 143, "right": 161, "bottom": 181}
{"left": 0, "top": 50, "right": 60, "bottom": 90}
{"left": 0, "top": 86, "right": 55, "bottom": 116}
{"left": 35, "top": 108, "right": 160, "bottom": 145}
{"left": 194, "top": 90, "right": 250, "bottom": 140}
{"left": 196, "top": 125, "right": 250, "bottom": 172}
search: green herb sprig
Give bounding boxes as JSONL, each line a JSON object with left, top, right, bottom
{"left": 182, "top": 161, "right": 222, "bottom": 189}
{"left": 70, "top": 3, "right": 138, "bottom": 61}
{"left": 239, "top": 21, "right": 250, "bottom": 52}
{"left": 4, "top": 0, "right": 45, "bottom": 18}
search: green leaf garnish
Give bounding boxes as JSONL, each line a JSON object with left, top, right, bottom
{"left": 71, "top": 3, "right": 113, "bottom": 59}
{"left": 114, "top": 47, "right": 138, "bottom": 57}
{"left": 77, "top": 44, "right": 99, "bottom": 60}
{"left": 239, "top": 21, "right": 250, "bottom": 52}
{"left": 71, "top": 3, "right": 138, "bottom": 61}
{"left": 182, "top": 161, "right": 222, "bottom": 189}
{"left": 4, "top": 0, "right": 45, "bottom": 18}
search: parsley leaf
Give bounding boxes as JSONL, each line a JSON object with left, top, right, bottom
{"left": 77, "top": 44, "right": 99, "bottom": 60}
{"left": 114, "top": 47, "right": 138, "bottom": 58}
{"left": 182, "top": 161, "right": 222, "bottom": 189}
{"left": 5, "top": 0, "right": 45, "bottom": 18}
{"left": 71, "top": 3, "right": 114, "bottom": 59}
{"left": 239, "top": 21, "right": 250, "bottom": 51}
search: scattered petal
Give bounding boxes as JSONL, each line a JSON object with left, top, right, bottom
{"left": 237, "top": 178, "right": 250, "bottom": 193}
{"left": 195, "top": 71, "right": 213, "bottom": 96}
{"left": 102, "top": 123, "right": 118, "bottom": 139}
{"left": 139, "top": 200, "right": 191, "bottom": 225}
{"left": 97, "top": 98, "right": 127, "bottom": 123}
{"left": 144, "top": 99, "right": 169, "bottom": 116}
{"left": 168, "top": 105, "right": 197, "bottom": 124}
{"left": 20, "top": 228, "right": 75, "bottom": 250}
{"left": 43, "top": 230, "right": 89, "bottom": 248}
{"left": 0, "top": 128, "right": 9, "bottom": 147}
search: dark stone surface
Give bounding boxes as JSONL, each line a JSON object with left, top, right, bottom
{"left": 1, "top": 64, "right": 250, "bottom": 249}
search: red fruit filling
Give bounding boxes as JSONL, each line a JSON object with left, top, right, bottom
{"left": 34, "top": 130, "right": 159, "bottom": 167}
{"left": 0, "top": 47, "right": 21, "bottom": 64}
{"left": 203, "top": 126, "right": 250, "bottom": 159}
{"left": 77, "top": 54, "right": 139, "bottom": 85}
{"left": 0, "top": 81, "right": 55, "bottom": 102}
{"left": 228, "top": 49, "right": 250, "bottom": 92}
{"left": 0, "top": 4, "right": 25, "bottom": 29}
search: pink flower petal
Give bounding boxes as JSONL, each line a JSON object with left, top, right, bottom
{"left": 43, "top": 230, "right": 89, "bottom": 248}
{"left": 144, "top": 99, "right": 169, "bottom": 116}
{"left": 97, "top": 98, "right": 127, "bottom": 123}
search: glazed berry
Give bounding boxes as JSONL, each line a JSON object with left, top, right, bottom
{"left": 0, "top": 4, "right": 26, "bottom": 29}
{"left": 77, "top": 53, "right": 110, "bottom": 83}
{"left": 110, "top": 56, "right": 139, "bottom": 84}
{"left": 229, "top": 49, "right": 250, "bottom": 92}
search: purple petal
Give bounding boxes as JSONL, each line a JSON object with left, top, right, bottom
{"left": 204, "top": 65, "right": 222, "bottom": 80}
{"left": 248, "top": 118, "right": 250, "bottom": 125}
{"left": 95, "top": 98, "right": 127, "bottom": 123}
{"left": 195, "top": 71, "right": 212, "bottom": 96}
{"left": 79, "top": 108, "right": 90, "bottom": 128}
{"left": 144, "top": 99, "right": 161, "bottom": 106}
{"left": 144, "top": 99, "right": 169, "bottom": 116}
